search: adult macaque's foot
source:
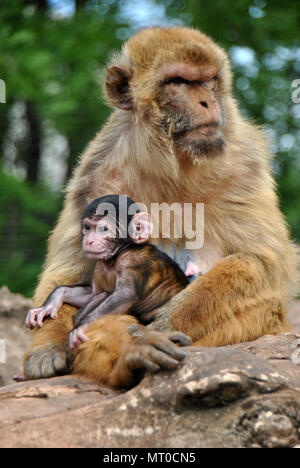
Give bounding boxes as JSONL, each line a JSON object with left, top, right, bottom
{"left": 13, "top": 373, "right": 26, "bottom": 382}
{"left": 23, "top": 342, "right": 74, "bottom": 379}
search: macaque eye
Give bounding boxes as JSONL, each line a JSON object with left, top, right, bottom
{"left": 84, "top": 224, "right": 91, "bottom": 231}
{"left": 165, "top": 76, "right": 189, "bottom": 85}
{"left": 99, "top": 225, "right": 109, "bottom": 232}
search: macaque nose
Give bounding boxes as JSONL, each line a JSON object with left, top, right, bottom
{"left": 196, "top": 89, "right": 221, "bottom": 124}
{"left": 87, "top": 233, "right": 96, "bottom": 245}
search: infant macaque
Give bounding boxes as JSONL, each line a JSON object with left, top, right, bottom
{"left": 26, "top": 195, "right": 196, "bottom": 349}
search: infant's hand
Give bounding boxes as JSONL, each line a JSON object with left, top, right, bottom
{"left": 68, "top": 325, "right": 89, "bottom": 349}
{"left": 25, "top": 304, "right": 58, "bottom": 329}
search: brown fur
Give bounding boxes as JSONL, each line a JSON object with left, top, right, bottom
{"left": 24, "top": 26, "right": 298, "bottom": 387}
{"left": 89, "top": 244, "right": 189, "bottom": 323}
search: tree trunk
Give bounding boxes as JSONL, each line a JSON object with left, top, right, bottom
{"left": 24, "top": 101, "right": 42, "bottom": 183}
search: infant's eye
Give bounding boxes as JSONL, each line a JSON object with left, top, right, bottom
{"left": 99, "top": 225, "right": 108, "bottom": 232}
{"left": 84, "top": 224, "right": 91, "bottom": 230}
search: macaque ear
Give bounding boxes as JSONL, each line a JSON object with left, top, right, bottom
{"left": 130, "top": 212, "right": 153, "bottom": 244}
{"left": 106, "top": 66, "right": 134, "bottom": 110}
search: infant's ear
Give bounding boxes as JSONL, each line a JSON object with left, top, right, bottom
{"left": 129, "top": 212, "right": 153, "bottom": 244}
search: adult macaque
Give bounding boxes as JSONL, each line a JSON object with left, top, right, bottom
{"left": 24, "top": 26, "right": 298, "bottom": 388}
{"left": 25, "top": 195, "right": 191, "bottom": 351}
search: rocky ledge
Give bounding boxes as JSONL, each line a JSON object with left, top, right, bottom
{"left": 0, "top": 287, "right": 299, "bottom": 448}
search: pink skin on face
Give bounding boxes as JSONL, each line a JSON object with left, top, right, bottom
{"left": 82, "top": 217, "right": 121, "bottom": 260}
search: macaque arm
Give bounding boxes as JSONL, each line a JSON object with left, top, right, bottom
{"left": 69, "top": 292, "right": 135, "bottom": 349}
{"left": 69, "top": 271, "right": 136, "bottom": 349}
{"left": 78, "top": 290, "right": 135, "bottom": 325}
{"left": 25, "top": 285, "right": 93, "bottom": 329}
{"left": 33, "top": 200, "right": 94, "bottom": 307}
{"left": 72, "top": 292, "right": 109, "bottom": 328}
{"left": 74, "top": 268, "right": 137, "bottom": 327}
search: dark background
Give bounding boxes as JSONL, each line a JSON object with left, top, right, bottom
{"left": 0, "top": 0, "right": 299, "bottom": 296}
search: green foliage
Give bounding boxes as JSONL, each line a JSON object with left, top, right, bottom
{"left": 0, "top": 166, "right": 62, "bottom": 296}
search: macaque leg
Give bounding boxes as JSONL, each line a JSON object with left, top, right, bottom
{"left": 24, "top": 304, "right": 77, "bottom": 379}
{"left": 73, "top": 315, "right": 138, "bottom": 385}
{"left": 193, "top": 299, "right": 289, "bottom": 347}
{"left": 72, "top": 292, "right": 109, "bottom": 328}
{"left": 73, "top": 316, "right": 191, "bottom": 388}
{"left": 152, "top": 254, "right": 290, "bottom": 346}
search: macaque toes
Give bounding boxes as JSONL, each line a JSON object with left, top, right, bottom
{"left": 26, "top": 195, "right": 191, "bottom": 350}
{"left": 24, "top": 26, "right": 298, "bottom": 388}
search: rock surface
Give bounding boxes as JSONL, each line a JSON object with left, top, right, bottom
{"left": 0, "top": 287, "right": 32, "bottom": 386}
{"left": 288, "top": 301, "right": 300, "bottom": 333}
{"left": 0, "top": 287, "right": 299, "bottom": 448}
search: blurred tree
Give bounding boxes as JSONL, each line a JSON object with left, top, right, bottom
{"left": 0, "top": 167, "right": 62, "bottom": 295}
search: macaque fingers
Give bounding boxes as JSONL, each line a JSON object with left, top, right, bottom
{"left": 130, "top": 330, "right": 189, "bottom": 368}
{"left": 126, "top": 345, "right": 178, "bottom": 371}
{"left": 165, "top": 331, "right": 192, "bottom": 347}
{"left": 68, "top": 326, "right": 89, "bottom": 349}
{"left": 26, "top": 305, "right": 56, "bottom": 329}
{"left": 25, "top": 308, "right": 41, "bottom": 329}
{"left": 125, "top": 352, "right": 161, "bottom": 373}
{"left": 13, "top": 373, "right": 26, "bottom": 382}
{"left": 148, "top": 347, "right": 180, "bottom": 369}
{"left": 152, "top": 340, "right": 187, "bottom": 362}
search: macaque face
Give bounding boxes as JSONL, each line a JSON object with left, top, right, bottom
{"left": 106, "top": 27, "right": 232, "bottom": 160}
{"left": 82, "top": 217, "right": 121, "bottom": 260}
{"left": 157, "top": 62, "right": 226, "bottom": 159}
{"left": 81, "top": 208, "right": 152, "bottom": 260}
